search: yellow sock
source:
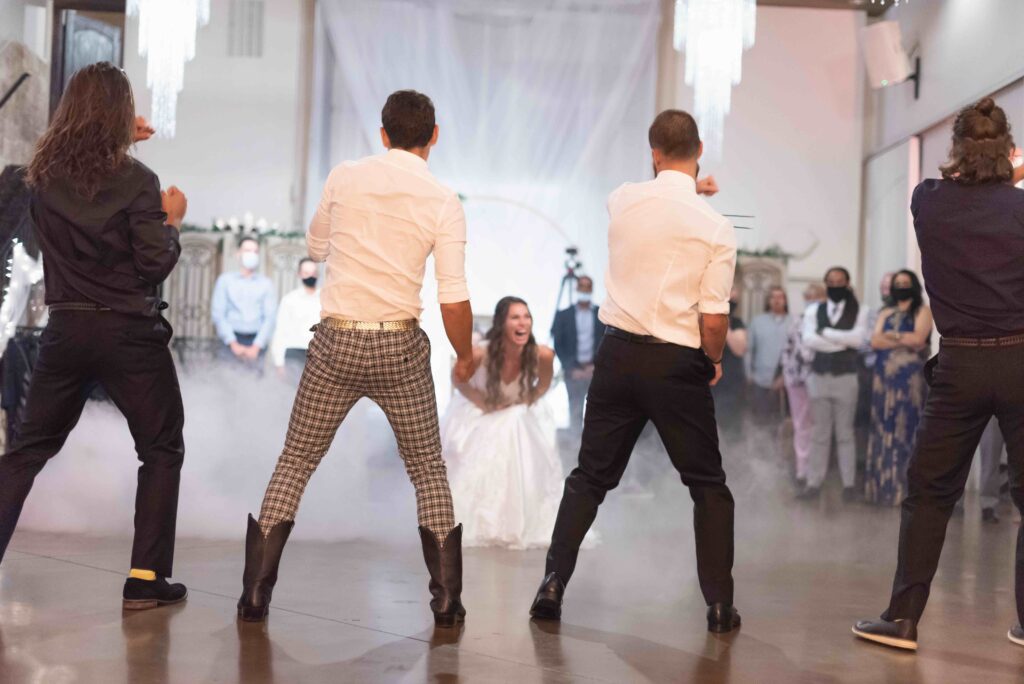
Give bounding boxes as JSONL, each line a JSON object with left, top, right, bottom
{"left": 129, "top": 568, "right": 157, "bottom": 581}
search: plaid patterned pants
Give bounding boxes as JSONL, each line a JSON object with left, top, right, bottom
{"left": 258, "top": 325, "right": 456, "bottom": 539}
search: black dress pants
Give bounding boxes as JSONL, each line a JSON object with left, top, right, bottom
{"left": 0, "top": 310, "right": 185, "bottom": 576}
{"left": 545, "top": 334, "right": 735, "bottom": 606}
{"left": 884, "top": 343, "right": 1024, "bottom": 625}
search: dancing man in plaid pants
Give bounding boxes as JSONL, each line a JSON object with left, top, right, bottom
{"left": 237, "top": 90, "right": 475, "bottom": 627}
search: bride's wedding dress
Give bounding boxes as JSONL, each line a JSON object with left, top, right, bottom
{"left": 441, "top": 362, "right": 569, "bottom": 550}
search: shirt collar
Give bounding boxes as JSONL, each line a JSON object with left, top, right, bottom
{"left": 656, "top": 170, "right": 697, "bottom": 192}
{"left": 386, "top": 148, "right": 429, "bottom": 170}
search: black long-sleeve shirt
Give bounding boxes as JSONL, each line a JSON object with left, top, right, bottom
{"left": 30, "top": 159, "right": 180, "bottom": 317}
{"left": 912, "top": 178, "right": 1024, "bottom": 337}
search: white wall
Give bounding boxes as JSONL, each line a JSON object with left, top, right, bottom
{"left": 125, "top": 0, "right": 307, "bottom": 231}
{"left": 865, "top": 0, "right": 1024, "bottom": 157}
{"left": 861, "top": 137, "right": 917, "bottom": 311}
{"left": 0, "top": 1, "right": 28, "bottom": 48}
{"left": 668, "top": 7, "right": 865, "bottom": 302}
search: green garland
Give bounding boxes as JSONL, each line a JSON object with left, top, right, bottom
{"left": 737, "top": 245, "right": 795, "bottom": 263}
{"left": 179, "top": 223, "right": 305, "bottom": 240}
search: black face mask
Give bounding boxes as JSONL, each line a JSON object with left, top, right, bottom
{"left": 302, "top": 276, "right": 318, "bottom": 288}
{"left": 891, "top": 287, "right": 914, "bottom": 302}
{"left": 827, "top": 287, "right": 848, "bottom": 304}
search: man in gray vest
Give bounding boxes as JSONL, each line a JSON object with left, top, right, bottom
{"left": 798, "top": 267, "right": 869, "bottom": 502}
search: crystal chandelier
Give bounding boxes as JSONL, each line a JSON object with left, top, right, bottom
{"left": 673, "top": 0, "right": 756, "bottom": 161}
{"left": 127, "top": 0, "right": 211, "bottom": 138}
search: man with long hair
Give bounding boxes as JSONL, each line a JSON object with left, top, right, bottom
{"left": 0, "top": 62, "right": 190, "bottom": 609}
{"left": 530, "top": 110, "right": 741, "bottom": 632}
{"left": 854, "top": 98, "right": 1024, "bottom": 650}
{"left": 238, "top": 90, "right": 475, "bottom": 627}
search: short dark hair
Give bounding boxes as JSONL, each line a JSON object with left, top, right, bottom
{"left": 941, "top": 97, "right": 1016, "bottom": 185}
{"left": 238, "top": 236, "right": 259, "bottom": 249}
{"left": 825, "top": 267, "right": 851, "bottom": 285}
{"left": 764, "top": 286, "right": 789, "bottom": 313}
{"left": 648, "top": 110, "right": 701, "bottom": 160}
{"left": 382, "top": 90, "right": 436, "bottom": 150}
{"left": 891, "top": 269, "right": 925, "bottom": 317}
{"left": 297, "top": 257, "right": 315, "bottom": 270}
{"left": 576, "top": 275, "right": 593, "bottom": 287}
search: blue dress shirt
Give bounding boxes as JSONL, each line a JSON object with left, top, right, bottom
{"left": 211, "top": 271, "right": 277, "bottom": 348}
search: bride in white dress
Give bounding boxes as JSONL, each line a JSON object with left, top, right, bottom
{"left": 441, "top": 296, "right": 567, "bottom": 549}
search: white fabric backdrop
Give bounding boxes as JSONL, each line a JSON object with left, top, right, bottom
{"left": 310, "top": 0, "right": 659, "bottom": 407}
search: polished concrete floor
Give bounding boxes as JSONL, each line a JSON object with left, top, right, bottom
{"left": 2, "top": 452, "right": 1024, "bottom": 682}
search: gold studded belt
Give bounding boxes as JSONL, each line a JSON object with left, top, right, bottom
{"left": 320, "top": 317, "right": 419, "bottom": 332}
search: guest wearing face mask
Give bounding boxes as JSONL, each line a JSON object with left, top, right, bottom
{"left": 269, "top": 258, "right": 322, "bottom": 382}
{"left": 711, "top": 286, "right": 747, "bottom": 437}
{"left": 781, "top": 283, "right": 826, "bottom": 488}
{"left": 551, "top": 275, "right": 606, "bottom": 436}
{"left": 864, "top": 270, "right": 933, "bottom": 506}
{"left": 799, "top": 267, "right": 869, "bottom": 502}
{"left": 211, "top": 237, "right": 277, "bottom": 371}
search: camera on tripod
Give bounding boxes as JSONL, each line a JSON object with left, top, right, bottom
{"left": 556, "top": 246, "right": 584, "bottom": 312}
{"left": 564, "top": 246, "right": 581, "bottom": 279}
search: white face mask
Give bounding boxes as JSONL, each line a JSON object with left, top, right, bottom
{"left": 241, "top": 252, "right": 260, "bottom": 271}
{"left": 577, "top": 293, "right": 592, "bottom": 304}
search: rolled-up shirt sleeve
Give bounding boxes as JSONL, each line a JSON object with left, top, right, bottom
{"left": 307, "top": 167, "right": 338, "bottom": 263}
{"left": 697, "top": 218, "right": 737, "bottom": 315}
{"left": 434, "top": 195, "right": 470, "bottom": 304}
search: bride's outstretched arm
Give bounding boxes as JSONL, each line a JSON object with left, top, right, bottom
{"left": 453, "top": 346, "right": 488, "bottom": 410}
{"left": 530, "top": 347, "right": 556, "bottom": 404}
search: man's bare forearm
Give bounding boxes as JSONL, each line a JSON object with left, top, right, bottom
{"left": 699, "top": 313, "right": 729, "bottom": 361}
{"left": 440, "top": 300, "right": 474, "bottom": 359}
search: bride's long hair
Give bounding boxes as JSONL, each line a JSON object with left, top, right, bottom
{"left": 484, "top": 296, "right": 538, "bottom": 409}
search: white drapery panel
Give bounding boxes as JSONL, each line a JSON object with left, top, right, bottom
{"left": 311, "top": 0, "right": 659, "bottom": 407}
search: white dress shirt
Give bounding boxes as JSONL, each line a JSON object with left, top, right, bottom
{"left": 599, "top": 170, "right": 737, "bottom": 349}
{"left": 269, "top": 287, "right": 322, "bottom": 367}
{"left": 308, "top": 148, "right": 470, "bottom": 321}
{"left": 801, "top": 298, "right": 870, "bottom": 353}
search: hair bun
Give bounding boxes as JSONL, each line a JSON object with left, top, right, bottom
{"left": 975, "top": 97, "right": 997, "bottom": 117}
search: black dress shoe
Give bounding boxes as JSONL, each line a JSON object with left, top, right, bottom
{"left": 852, "top": 618, "right": 917, "bottom": 651}
{"left": 982, "top": 507, "right": 1000, "bottom": 524}
{"left": 123, "top": 577, "right": 188, "bottom": 610}
{"left": 530, "top": 572, "right": 565, "bottom": 621}
{"left": 1008, "top": 624, "right": 1024, "bottom": 647}
{"left": 707, "top": 603, "right": 741, "bottom": 633}
{"left": 795, "top": 486, "right": 820, "bottom": 501}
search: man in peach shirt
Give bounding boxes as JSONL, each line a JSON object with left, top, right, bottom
{"left": 238, "top": 91, "right": 475, "bottom": 628}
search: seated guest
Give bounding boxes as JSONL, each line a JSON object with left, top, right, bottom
{"left": 747, "top": 286, "right": 789, "bottom": 424}
{"left": 211, "top": 237, "right": 277, "bottom": 371}
{"left": 781, "top": 283, "right": 825, "bottom": 488}
{"left": 269, "top": 258, "right": 321, "bottom": 381}
{"left": 551, "top": 275, "right": 605, "bottom": 435}
{"left": 864, "top": 270, "right": 932, "bottom": 506}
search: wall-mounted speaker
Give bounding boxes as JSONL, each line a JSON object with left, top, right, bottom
{"left": 861, "top": 20, "right": 919, "bottom": 97}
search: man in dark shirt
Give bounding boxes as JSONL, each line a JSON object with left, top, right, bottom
{"left": 551, "top": 275, "right": 605, "bottom": 436}
{"left": 0, "top": 62, "right": 189, "bottom": 611}
{"left": 854, "top": 97, "right": 1024, "bottom": 651}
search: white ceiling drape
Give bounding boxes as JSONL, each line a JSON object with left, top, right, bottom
{"left": 311, "top": 0, "right": 659, "bottom": 404}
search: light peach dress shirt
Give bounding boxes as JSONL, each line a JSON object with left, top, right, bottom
{"left": 600, "top": 170, "right": 737, "bottom": 349}
{"left": 308, "top": 148, "right": 470, "bottom": 322}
